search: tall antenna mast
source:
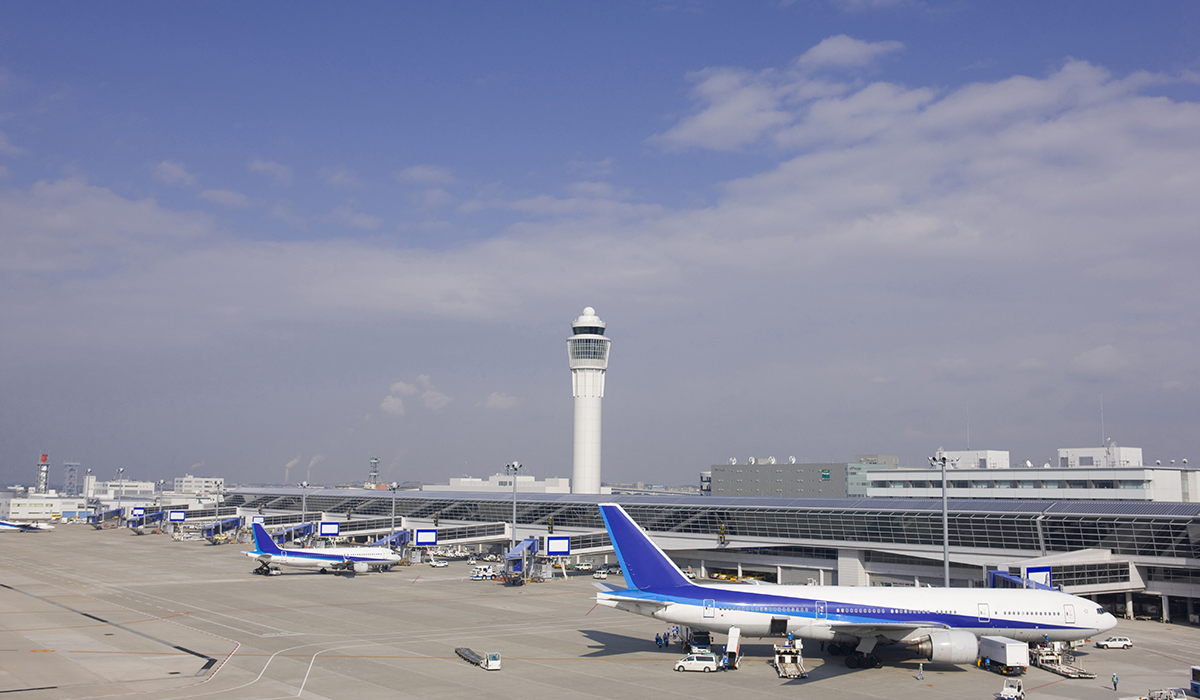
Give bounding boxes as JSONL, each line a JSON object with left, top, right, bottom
{"left": 1100, "top": 394, "right": 1105, "bottom": 446}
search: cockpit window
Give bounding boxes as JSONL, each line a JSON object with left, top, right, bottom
{"left": 1096, "top": 608, "right": 1104, "bottom": 614}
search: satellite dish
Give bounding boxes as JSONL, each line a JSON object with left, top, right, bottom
{"left": 768, "top": 456, "right": 776, "bottom": 464}
{"left": 749, "top": 457, "right": 756, "bottom": 465}
{"left": 1156, "top": 460, "right": 1161, "bottom": 465}
{"left": 789, "top": 456, "right": 796, "bottom": 464}
{"left": 1184, "top": 459, "right": 1189, "bottom": 464}
{"left": 1042, "top": 462, "right": 1051, "bottom": 469}
{"left": 1025, "top": 460, "right": 1032, "bottom": 468}
{"left": 729, "top": 458, "right": 736, "bottom": 465}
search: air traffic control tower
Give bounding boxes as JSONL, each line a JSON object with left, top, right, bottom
{"left": 567, "top": 307, "right": 610, "bottom": 495}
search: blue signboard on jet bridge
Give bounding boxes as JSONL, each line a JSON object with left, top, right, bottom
{"left": 169, "top": 510, "right": 187, "bottom": 522}
{"left": 319, "top": 522, "right": 340, "bottom": 537}
{"left": 1025, "top": 565, "right": 1052, "bottom": 588}
{"left": 132, "top": 507, "right": 145, "bottom": 516}
{"left": 547, "top": 536, "right": 571, "bottom": 556}
{"left": 415, "top": 529, "right": 438, "bottom": 546}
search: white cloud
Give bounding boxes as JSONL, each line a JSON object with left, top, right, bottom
{"left": 794, "top": 35, "right": 904, "bottom": 71}
{"left": 199, "top": 189, "right": 254, "bottom": 208}
{"left": 410, "top": 188, "right": 454, "bottom": 210}
{"left": 327, "top": 204, "right": 382, "bottom": 230}
{"left": 480, "top": 392, "right": 518, "bottom": 409}
{"left": 395, "top": 165, "right": 456, "bottom": 185}
{"left": 248, "top": 159, "right": 293, "bottom": 186}
{"left": 422, "top": 390, "right": 452, "bottom": 410}
{"left": 0, "top": 131, "right": 24, "bottom": 156}
{"left": 152, "top": 160, "right": 197, "bottom": 186}
{"left": 390, "top": 381, "right": 418, "bottom": 395}
{"left": 381, "top": 395, "right": 406, "bottom": 415}
{"left": 653, "top": 67, "right": 793, "bottom": 151}
{"left": 322, "top": 166, "right": 362, "bottom": 188}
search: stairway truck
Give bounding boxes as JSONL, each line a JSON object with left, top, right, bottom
{"left": 979, "top": 636, "right": 1029, "bottom": 676}
{"left": 725, "top": 626, "right": 742, "bottom": 670}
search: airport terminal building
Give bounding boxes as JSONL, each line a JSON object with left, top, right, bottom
{"left": 227, "top": 487, "right": 1200, "bottom": 625}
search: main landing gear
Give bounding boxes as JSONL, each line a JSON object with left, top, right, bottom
{"left": 253, "top": 562, "right": 282, "bottom": 576}
{"left": 827, "top": 642, "right": 882, "bottom": 669}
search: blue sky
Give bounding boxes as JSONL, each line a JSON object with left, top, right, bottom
{"left": 2, "top": 1, "right": 1199, "bottom": 489}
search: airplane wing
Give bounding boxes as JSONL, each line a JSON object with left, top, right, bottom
{"left": 826, "top": 620, "right": 949, "bottom": 644}
{"left": 596, "top": 590, "right": 674, "bottom": 615}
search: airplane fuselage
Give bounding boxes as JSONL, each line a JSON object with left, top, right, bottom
{"left": 0, "top": 520, "right": 54, "bottom": 533}
{"left": 600, "top": 582, "right": 1113, "bottom": 644}
{"left": 244, "top": 545, "right": 401, "bottom": 572}
{"left": 243, "top": 523, "right": 402, "bottom": 574}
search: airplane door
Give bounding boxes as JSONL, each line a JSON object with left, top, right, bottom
{"left": 703, "top": 599, "right": 715, "bottom": 619}
{"left": 1063, "top": 604, "right": 1075, "bottom": 624}
{"left": 978, "top": 603, "right": 990, "bottom": 623}
{"left": 816, "top": 601, "right": 826, "bottom": 619}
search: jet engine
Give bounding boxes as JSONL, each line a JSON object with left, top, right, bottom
{"left": 353, "top": 561, "right": 369, "bottom": 573}
{"left": 912, "top": 631, "right": 978, "bottom": 664}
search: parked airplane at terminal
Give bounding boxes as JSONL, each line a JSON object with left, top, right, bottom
{"left": 243, "top": 523, "right": 402, "bottom": 575}
{"left": 595, "top": 504, "right": 1117, "bottom": 668}
{"left": 0, "top": 519, "right": 54, "bottom": 533}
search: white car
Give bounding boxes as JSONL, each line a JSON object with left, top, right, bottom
{"left": 576, "top": 562, "right": 594, "bottom": 572}
{"left": 429, "top": 559, "right": 448, "bottom": 568}
{"left": 674, "top": 653, "right": 719, "bottom": 673}
{"left": 1095, "top": 636, "right": 1132, "bottom": 649}
{"left": 592, "top": 570, "right": 608, "bottom": 580}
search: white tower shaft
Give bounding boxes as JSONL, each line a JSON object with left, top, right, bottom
{"left": 567, "top": 307, "right": 610, "bottom": 495}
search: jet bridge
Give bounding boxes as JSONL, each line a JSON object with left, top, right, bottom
{"left": 370, "top": 530, "right": 410, "bottom": 548}
{"left": 273, "top": 522, "right": 315, "bottom": 543}
{"left": 127, "top": 511, "right": 167, "bottom": 529}
{"left": 203, "top": 517, "right": 243, "bottom": 539}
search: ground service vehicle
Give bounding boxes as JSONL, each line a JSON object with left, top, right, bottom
{"left": 1097, "top": 636, "right": 1133, "bottom": 649}
{"left": 1000, "top": 678, "right": 1025, "bottom": 700}
{"left": 455, "top": 647, "right": 501, "bottom": 670}
{"left": 1121, "top": 688, "right": 1186, "bottom": 700}
{"left": 979, "top": 636, "right": 1029, "bottom": 676}
{"left": 1193, "top": 666, "right": 1200, "bottom": 696}
{"left": 675, "top": 653, "right": 719, "bottom": 673}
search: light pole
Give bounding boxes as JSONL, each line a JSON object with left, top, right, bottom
{"left": 505, "top": 462, "right": 522, "bottom": 551}
{"left": 389, "top": 481, "right": 399, "bottom": 544}
{"left": 300, "top": 481, "right": 309, "bottom": 543}
{"left": 928, "top": 453, "right": 957, "bottom": 588}
{"left": 115, "top": 467, "right": 125, "bottom": 527}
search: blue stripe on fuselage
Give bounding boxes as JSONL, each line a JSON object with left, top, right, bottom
{"left": 617, "top": 585, "right": 1072, "bottom": 632}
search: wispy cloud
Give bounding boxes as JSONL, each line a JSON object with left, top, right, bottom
{"left": 199, "top": 189, "right": 254, "bottom": 208}
{"left": 248, "top": 159, "right": 293, "bottom": 186}
{"left": 152, "top": 160, "right": 197, "bottom": 186}
{"left": 395, "top": 164, "right": 456, "bottom": 185}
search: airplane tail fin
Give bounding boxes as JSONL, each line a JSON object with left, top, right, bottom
{"left": 252, "top": 523, "right": 283, "bottom": 555}
{"left": 598, "top": 504, "right": 692, "bottom": 590}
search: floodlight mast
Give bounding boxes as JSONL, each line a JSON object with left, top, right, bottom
{"left": 505, "top": 462, "right": 522, "bottom": 550}
{"left": 928, "top": 452, "right": 958, "bottom": 587}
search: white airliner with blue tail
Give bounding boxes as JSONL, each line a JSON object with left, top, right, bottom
{"left": 595, "top": 504, "right": 1117, "bottom": 668}
{"left": 0, "top": 519, "right": 54, "bottom": 533}
{"left": 244, "top": 523, "right": 402, "bottom": 575}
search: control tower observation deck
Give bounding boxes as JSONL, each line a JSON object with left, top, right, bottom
{"left": 567, "top": 307, "right": 610, "bottom": 495}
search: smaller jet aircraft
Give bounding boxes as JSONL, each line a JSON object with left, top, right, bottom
{"left": 243, "top": 522, "right": 402, "bottom": 575}
{"left": 0, "top": 519, "right": 55, "bottom": 533}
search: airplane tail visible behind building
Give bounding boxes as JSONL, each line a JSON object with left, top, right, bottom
{"left": 598, "top": 504, "right": 693, "bottom": 591}
{"left": 251, "top": 523, "right": 284, "bottom": 555}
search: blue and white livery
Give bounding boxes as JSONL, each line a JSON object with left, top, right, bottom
{"left": 596, "top": 503, "right": 1117, "bottom": 668}
{"left": 243, "top": 523, "right": 402, "bottom": 575}
{"left": 0, "top": 519, "right": 54, "bottom": 533}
